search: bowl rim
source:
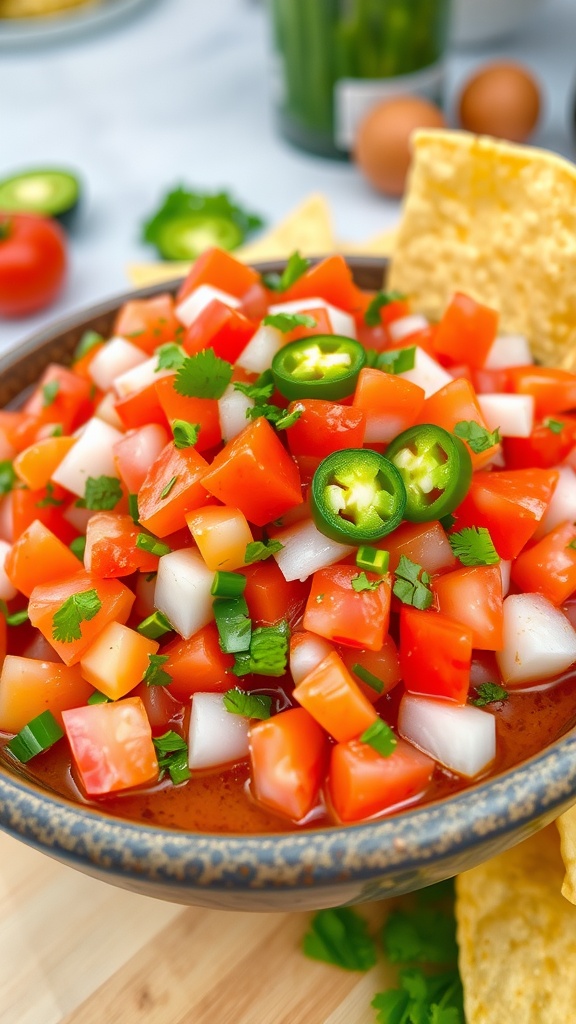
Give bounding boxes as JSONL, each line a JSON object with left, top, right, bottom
{"left": 1, "top": 256, "right": 575, "bottom": 896}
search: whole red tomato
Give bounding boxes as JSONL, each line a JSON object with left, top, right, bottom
{"left": 0, "top": 211, "right": 67, "bottom": 318}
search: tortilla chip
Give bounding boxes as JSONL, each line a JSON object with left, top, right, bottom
{"left": 556, "top": 805, "right": 576, "bottom": 904}
{"left": 338, "top": 225, "right": 398, "bottom": 258}
{"left": 388, "top": 130, "right": 576, "bottom": 369}
{"left": 456, "top": 826, "right": 576, "bottom": 1023}
{"left": 126, "top": 262, "right": 193, "bottom": 289}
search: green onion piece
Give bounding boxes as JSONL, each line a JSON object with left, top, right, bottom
{"left": 355, "top": 546, "right": 389, "bottom": 575}
{"left": 73, "top": 329, "right": 104, "bottom": 362}
{"left": 87, "top": 690, "right": 112, "bottom": 705}
{"left": 7, "top": 710, "right": 64, "bottom": 763}
{"left": 136, "top": 533, "right": 172, "bottom": 557}
{"left": 351, "top": 663, "right": 385, "bottom": 695}
{"left": 210, "top": 571, "right": 247, "bottom": 598}
{"left": 137, "top": 610, "right": 174, "bottom": 639}
{"left": 0, "top": 601, "right": 29, "bottom": 627}
{"left": 213, "top": 596, "right": 252, "bottom": 654}
{"left": 128, "top": 492, "right": 139, "bottom": 523}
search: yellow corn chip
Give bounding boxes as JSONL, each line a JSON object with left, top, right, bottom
{"left": 456, "top": 826, "right": 576, "bottom": 1023}
{"left": 235, "top": 192, "right": 336, "bottom": 262}
{"left": 388, "top": 129, "right": 576, "bottom": 369}
{"left": 337, "top": 225, "right": 398, "bottom": 258}
{"left": 126, "top": 261, "right": 193, "bottom": 289}
{"left": 556, "top": 804, "right": 576, "bottom": 905}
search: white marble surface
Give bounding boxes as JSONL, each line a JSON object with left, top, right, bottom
{"left": 0, "top": 0, "right": 574, "bottom": 354}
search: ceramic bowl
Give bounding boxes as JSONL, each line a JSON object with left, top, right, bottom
{"left": 1, "top": 256, "right": 576, "bottom": 911}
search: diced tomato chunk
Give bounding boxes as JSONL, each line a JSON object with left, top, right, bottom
{"left": 22, "top": 364, "right": 94, "bottom": 434}
{"left": 381, "top": 520, "right": 457, "bottom": 576}
{"left": 241, "top": 558, "right": 309, "bottom": 628}
{"left": 113, "top": 294, "right": 181, "bottom": 354}
{"left": 286, "top": 398, "right": 366, "bottom": 460}
{"left": 138, "top": 442, "right": 210, "bottom": 537}
{"left": 160, "top": 622, "right": 235, "bottom": 701}
{"left": 303, "top": 564, "right": 391, "bottom": 652}
{"left": 432, "top": 563, "right": 504, "bottom": 651}
{"left": 0, "top": 655, "right": 92, "bottom": 733}
{"left": 432, "top": 292, "right": 498, "bottom": 369}
{"left": 182, "top": 299, "right": 256, "bottom": 362}
{"left": 85, "top": 512, "right": 159, "bottom": 577}
{"left": 511, "top": 521, "right": 576, "bottom": 606}
{"left": 5, "top": 519, "right": 81, "bottom": 597}
{"left": 400, "top": 606, "right": 473, "bottom": 704}
{"left": 292, "top": 650, "right": 377, "bottom": 742}
{"left": 155, "top": 375, "right": 221, "bottom": 453}
{"left": 329, "top": 736, "right": 434, "bottom": 823}
{"left": 508, "top": 366, "right": 576, "bottom": 417}
{"left": 416, "top": 377, "right": 500, "bottom": 470}
{"left": 62, "top": 697, "right": 158, "bottom": 796}
{"left": 177, "top": 247, "right": 260, "bottom": 304}
{"left": 279, "top": 255, "right": 365, "bottom": 314}
{"left": 249, "top": 707, "right": 328, "bottom": 822}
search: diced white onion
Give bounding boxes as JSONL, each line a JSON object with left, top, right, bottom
{"left": 483, "top": 334, "right": 533, "bottom": 370}
{"left": 496, "top": 593, "right": 576, "bottom": 686}
{"left": 268, "top": 296, "right": 356, "bottom": 339}
{"left": 113, "top": 355, "right": 172, "bottom": 399}
{"left": 236, "top": 324, "right": 284, "bottom": 374}
{"left": 499, "top": 560, "right": 511, "bottom": 596}
{"left": 176, "top": 285, "right": 240, "bottom": 328}
{"left": 476, "top": 393, "right": 534, "bottom": 438}
{"left": 396, "top": 347, "right": 453, "bottom": 398}
{"left": 533, "top": 465, "right": 576, "bottom": 540}
{"left": 154, "top": 548, "right": 214, "bottom": 640}
{"left": 89, "top": 337, "right": 147, "bottom": 392}
{"left": 218, "top": 384, "right": 254, "bottom": 442}
{"left": 273, "top": 518, "right": 355, "bottom": 582}
{"left": 94, "top": 390, "right": 125, "bottom": 430}
{"left": 289, "top": 632, "right": 334, "bottom": 685}
{"left": 388, "top": 314, "right": 429, "bottom": 344}
{"left": 398, "top": 694, "right": 496, "bottom": 778}
{"left": 188, "top": 693, "right": 250, "bottom": 770}
{"left": 0, "top": 540, "right": 17, "bottom": 600}
{"left": 51, "top": 418, "right": 123, "bottom": 497}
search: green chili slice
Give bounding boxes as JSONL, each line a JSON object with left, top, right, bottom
{"left": 385, "top": 424, "right": 473, "bottom": 523}
{"left": 311, "top": 449, "right": 406, "bottom": 544}
{"left": 271, "top": 334, "right": 366, "bottom": 401}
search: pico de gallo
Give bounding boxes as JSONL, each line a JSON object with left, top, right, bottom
{"left": 1, "top": 247, "right": 576, "bottom": 834}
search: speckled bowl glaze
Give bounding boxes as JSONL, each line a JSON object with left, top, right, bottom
{"left": 1, "top": 257, "right": 576, "bottom": 911}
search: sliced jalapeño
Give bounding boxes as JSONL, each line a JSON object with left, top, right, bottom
{"left": 311, "top": 449, "right": 406, "bottom": 544}
{"left": 271, "top": 334, "right": 366, "bottom": 401}
{"left": 385, "top": 423, "right": 472, "bottom": 522}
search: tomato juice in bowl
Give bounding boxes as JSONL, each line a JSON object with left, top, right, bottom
{"left": 1, "top": 253, "right": 576, "bottom": 910}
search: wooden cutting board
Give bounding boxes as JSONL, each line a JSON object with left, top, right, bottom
{"left": 0, "top": 829, "right": 401, "bottom": 1024}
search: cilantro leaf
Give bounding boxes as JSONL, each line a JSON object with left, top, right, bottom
{"left": 372, "top": 968, "right": 464, "bottom": 1024}
{"left": 42, "top": 379, "right": 60, "bottom": 407}
{"left": 156, "top": 343, "right": 186, "bottom": 372}
{"left": 152, "top": 730, "right": 191, "bottom": 785}
{"left": 393, "top": 555, "right": 433, "bottom": 610}
{"left": 171, "top": 419, "right": 200, "bottom": 449}
{"left": 232, "top": 619, "right": 289, "bottom": 677}
{"left": 246, "top": 401, "right": 303, "bottom": 430}
{"left": 35, "top": 482, "right": 64, "bottom": 508}
{"left": 262, "top": 312, "right": 317, "bottom": 333}
{"left": 52, "top": 589, "right": 102, "bottom": 643}
{"left": 453, "top": 420, "right": 500, "bottom": 453}
{"left": 360, "top": 719, "right": 397, "bottom": 757}
{"left": 160, "top": 476, "right": 178, "bottom": 499}
{"left": 143, "top": 653, "right": 172, "bottom": 687}
{"left": 233, "top": 377, "right": 275, "bottom": 402}
{"left": 69, "top": 536, "right": 86, "bottom": 562}
{"left": 262, "top": 251, "right": 310, "bottom": 292}
{"left": 383, "top": 909, "right": 458, "bottom": 964}
{"left": 77, "top": 476, "right": 123, "bottom": 512}
{"left": 364, "top": 290, "right": 406, "bottom": 327}
{"left": 351, "top": 571, "right": 382, "bottom": 593}
{"left": 244, "top": 539, "right": 283, "bottom": 563}
{"left": 302, "top": 907, "right": 378, "bottom": 971}
{"left": 470, "top": 682, "right": 509, "bottom": 707}
{"left": 73, "top": 330, "right": 103, "bottom": 363}
{"left": 0, "top": 460, "right": 16, "bottom": 497}
{"left": 545, "top": 418, "right": 564, "bottom": 434}
{"left": 174, "top": 349, "right": 232, "bottom": 399}
{"left": 448, "top": 526, "right": 499, "bottom": 566}
{"left": 223, "top": 687, "right": 272, "bottom": 720}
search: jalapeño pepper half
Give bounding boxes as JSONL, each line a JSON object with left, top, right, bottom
{"left": 271, "top": 334, "right": 366, "bottom": 401}
{"left": 385, "top": 424, "right": 472, "bottom": 523}
{"left": 311, "top": 449, "right": 406, "bottom": 544}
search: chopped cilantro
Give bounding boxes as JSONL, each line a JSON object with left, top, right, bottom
{"left": 372, "top": 968, "right": 464, "bottom": 1024}
{"left": 246, "top": 401, "right": 302, "bottom": 430}
{"left": 262, "top": 251, "right": 310, "bottom": 292}
{"left": 152, "top": 730, "right": 191, "bottom": 785}
{"left": 244, "top": 539, "right": 283, "bottom": 564}
{"left": 223, "top": 687, "right": 272, "bottom": 720}
{"left": 351, "top": 571, "right": 382, "bottom": 593}
{"left": 128, "top": 492, "right": 139, "bottom": 524}
{"left": 42, "top": 379, "right": 60, "bottom": 407}
{"left": 364, "top": 289, "right": 406, "bottom": 327}
{"left": 448, "top": 526, "right": 499, "bottom": 566}
{"left": 393, "top": 555, "right": 433, "bottom": 610}
{"left": 0, "top": 601, "right": 28, "bottom": 627}
{"left": 155, "top": 343, "right": 186, "bottom": 372}
{"left": 174, "top": 349, "right": 232, "bottom": 400}
{"left": 545, "top": 418, "right": 564, "bottom": 434}
{"left": 73, "top": 330, "right": 103, "bottom": 363}
{"left": 453, "top": 419, "right": 500, "bottom": 453}
{"left": 233, "top": 377, "right": 275, "bottom": 403}
{"left": 302, "top": 907, "right": 378, "bottom": 972}
{"left": 0, "top": 460, "right": 15, "bottom": 497}
{"left": 77, "top": 475, "right": 123, "bottom": 511}
{"left": 376, "top": 345, "right": 416, "bottom": 375}
{"left": 351, "top": 663, "right": 384, "bottom": 694}
{"left": 470, "top": 682, "right": 509, "bottom": 706}
{"left": 262, "top": 312, "right": 317, "bottom": 333}
{"left": 143, "top": 653, "right": 172, "bottom": 687}
{"left": 360, "top": 718, "right": 397, "bottom": 757}
{"left": 136, "top": 533, "right": 172, "bottom": 557}
{"left": 171, "top": 419, "right": 200, "bottom": 449}
{"left": 35, "top": 482, "right": 64, "bottom": 508}
{"left": 160, "top": 475, "right": 178, "bottom": 499}
{"left": 383, "top": 908, "right": 459, "bottom": 964}
{"left": 232, "top": 619, "right": 289, "bottom": 677}
{"left": 52, "top": 589, "right": 102, "bottom": 643}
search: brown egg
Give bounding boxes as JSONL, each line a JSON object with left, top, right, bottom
{"left": 353, "top": 95, "right": 446, "bottom": 197}
{"left": 458, "top": 62, "right": 541, "bottom": 143}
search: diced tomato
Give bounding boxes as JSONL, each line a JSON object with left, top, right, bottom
{"left": 113, "top": 424, "right": 171, "bottom": 494}
{"left": 303, "top": 564, "right": 391, "bottom": 652}
{"left": 113, "top": 294, "right": 181, "bottom": 354}
{"left": 13, "top": 435, "right": 76, "bottom": 491}
{"left": 114, "top": 379, "right": 168, "bottom": 431}
{"left": 400, "top": 605, "right": 473, "bottom": 704}
{"left": 160, "top": 622, "right": 235, "bottom": 701}
{"left": 177, "top": 247, "right": 260, "bottom": 304}
{"left": 503, "top": 416, "right": 576, "bottom": 469}
{"left": 432, "top": 293, "right": 499, "bottom": 369}
{"left": 508, "top": 366, "right": 576, "bottom": 417}
{"left": 130, "top": 681, "right": 185, "bottom": 734}
{"left": 11, "top": 483, "right": 78, "bottom": 546}
{"left": 416, "top": 377, "right": 500, "bottom": 470}
{"left": 22, "top": 364, "right": 94, "bottom": 434}
{"left": 453, "top": 468, "right": 558, "bottom": 561}
{"left": 353, "top": 367, "right": 425, "bottom": 443}
{"left": 432, "top": 563, "right": 504, "bottom": 650}
{"left": 28, "top": 570, "right": 135, "bottom": 666}
{"left": 0, "top": 655, "right": 92, "bottom": 732}
{"left": 281, "top": 305, "right": 334, "bottom": 344}
{"left": 338, "top": 636, "right": 402, "bottom": 703}
{"left": 280, "top": 254, "right": 365, "bottom": 314}
{"left": 138, "top": 442, "right": 210, "bottom": 537}
{"left": 241, "top": 558, "right": 309, "bottom": 628}
{"left": 155, "top": 375, "right": 221, "bottom": 453}
{"left": 286, "top": 398, "right": 366, "bottom": 460}
{"left": 511, "top": 521, "right": 576, "bottom": 606}
{"left": 62, "top": 697, "right": 158, "bottom": 796}
{"left": 185, "top": 504, "right": 253, "bottom": 571}
{"left": 85, "top": 512, "right": 159, "bottom": 577}
{"left": 182, "top": 299, "right": 256, "bottom": 362}
{"left": 382, "top": 520, "right": 457, "bottom": 576}
{"left": 328, "top": 736, "right": 434, "bottom": 823}
{"left": 292, "top": 650, "right": 377, "bottom": 742}
{"left": 201, "top": 417, "right": 303, "bottom": 527}
{"left": 5, "top": 519, "right": 81, "bottom": 597}
{"left": 79, "top": 621, "right": 159, "bottom": 700}
{"left": 249, "top": 707, "right": 328, "bottom": 821}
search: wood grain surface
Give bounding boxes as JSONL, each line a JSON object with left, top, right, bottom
{"left": 0, "top": 830, "right": 400, "bottom": 1024}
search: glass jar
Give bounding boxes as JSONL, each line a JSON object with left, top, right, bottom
{"left": 268, "top": 0, "right": 452, "bottom": 158}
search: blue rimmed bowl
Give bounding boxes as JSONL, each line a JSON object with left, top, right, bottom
{"left": 1, "top": 257, "right": 575, "bottom": 911}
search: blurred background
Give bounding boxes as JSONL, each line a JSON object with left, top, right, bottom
{"left": 0, "top": 0, "right": 574, "bottom": 352}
